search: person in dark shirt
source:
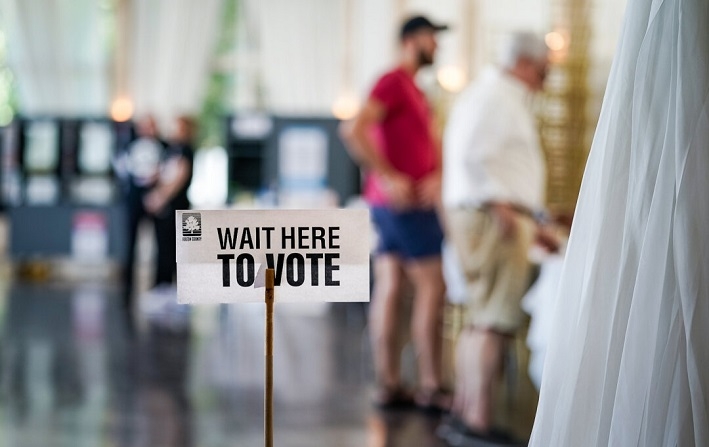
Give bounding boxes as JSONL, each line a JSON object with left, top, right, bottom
{"left": 118, "top": 115, "right": 194, "bottom": 325}
{"left": 118, "top": 115, "right": 167, "bottom": 319}
{"left": 144, "top": 116, "right": 195, "bottom": 286}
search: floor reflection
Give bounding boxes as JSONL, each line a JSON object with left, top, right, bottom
{"left": 0, "top": 277, "right": 532, "bottom": 447}
{"left": 367, "top": 410, "right": 448, "bottom": 447}
{"left": 139, "top": 324, "right": 193, "bottom": 447}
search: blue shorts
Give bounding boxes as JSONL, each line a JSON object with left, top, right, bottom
{"left": 371, "top": 206, "right": 444, "bottom": 260}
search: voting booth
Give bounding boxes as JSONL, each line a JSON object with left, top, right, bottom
{"left": 1, "top": 117, "right": 131, "bottom": 262}
{"left": 225, "top": 114, "right": 361, "bottom": 206}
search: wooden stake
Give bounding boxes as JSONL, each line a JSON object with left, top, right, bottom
{"left": 265, "top": 268, "right": 275, "bottom": 447}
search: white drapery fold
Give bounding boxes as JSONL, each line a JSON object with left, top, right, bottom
{"left": 0, "top": 0, "right": 110, "bottom": 116}
{"left": 234, "top": 0, "right": 471, "bottom": 115}
{"left": 236, "top": 0, "right": 345, "bottom": 115}
{"left": 130, "top": 0, "right": 223, "bottom": 125}
{"left": 0, "top": 0, "right": 223, "bottom": 122}
{"left": 530, "top": 0, "right": 709, "bottom": 445}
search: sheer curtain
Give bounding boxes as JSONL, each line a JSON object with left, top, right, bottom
{"left": 0, "top": 0, "right": 222, "bottom": 121}
{"left": 530, "top": 0, "right": 709, "bottom": 445}
{"left": 0, "top": 0, "right": 110, "bottom": 115}
{"left": 234, "top": 0, "right": 470, "bottom": 115}
{"left": 130, "top": 0, "right": 223, "bottom": 125}
{"left": 235, "top": 0, "right": 346, "bottom": 115}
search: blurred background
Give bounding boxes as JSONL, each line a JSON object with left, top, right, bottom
{"left": 0, "top": 0, "right": 626, "bottom": 446}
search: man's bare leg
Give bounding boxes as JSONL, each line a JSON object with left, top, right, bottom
{"left": 405, "top": 256, "right": 446, "bottom": 394}
{"left": 458, "top": 328, "right": 506, "bottom": 431}
{"left": 369, "top": 254, "right": 405, "bottom": 391}
{"left": 453, "top": 329, "right": 472, "bottom": 416}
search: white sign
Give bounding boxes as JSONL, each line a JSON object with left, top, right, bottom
{"left": 176, "top": 209, "right": 370, "bottom": 304}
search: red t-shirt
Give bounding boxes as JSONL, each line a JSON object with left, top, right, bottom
{"left": 364, "top": 68, "right": 438, "bottom": 206}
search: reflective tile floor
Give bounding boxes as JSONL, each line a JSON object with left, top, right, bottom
{"left": 0, "top": 265, "right": 536, "bottom": 447}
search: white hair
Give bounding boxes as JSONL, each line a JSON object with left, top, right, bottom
{"left": 498, "top": 31, "right": 549, "bottom": 69}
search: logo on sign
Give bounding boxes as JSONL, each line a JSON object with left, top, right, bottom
{"left": 182, "top": 213, "right": 202, "bottom": 241}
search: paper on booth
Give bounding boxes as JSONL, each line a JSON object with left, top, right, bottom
{"left": 176, "top": 209, "right": 370, "bottom": 303}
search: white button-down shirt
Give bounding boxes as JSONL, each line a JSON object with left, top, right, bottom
{"left": 442, "top": 67, "right": 546, "bottom": 211}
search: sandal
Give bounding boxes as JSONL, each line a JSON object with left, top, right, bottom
{"left": 373, "top": 386, "right": 415, "bottom": 410}
{"left": 414, "top": 387, "right": 453, "bottom": 414}
{"left": 435, "top": 414, "right": 466, "bottom": 440}
{"left": 444, "top": 419, "right": 524, "bottom": 446}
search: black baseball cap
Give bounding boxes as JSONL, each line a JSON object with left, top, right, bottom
{"left": 400, "top": 15, "right": 449, "bottom": 39}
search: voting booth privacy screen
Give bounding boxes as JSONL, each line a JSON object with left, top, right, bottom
{"left": 176, "top": 209, "right": 370, "bottom": 303}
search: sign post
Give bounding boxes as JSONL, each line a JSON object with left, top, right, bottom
{"left": 265, "top": 268, "right": 274, "bottom": 447}
{"left": 176, "top": 209, "right": 371, "bottom": 446}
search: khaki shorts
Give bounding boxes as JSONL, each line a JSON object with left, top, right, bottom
{"left": 445, "top": 208, "right": 535, "bottom": 333}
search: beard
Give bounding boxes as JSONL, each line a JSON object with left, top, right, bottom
{"left": 417, "top": 48, "right": 434, "bottom": 66}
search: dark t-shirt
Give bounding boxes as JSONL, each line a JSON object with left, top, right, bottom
{"left": 162, "top": 142, "right": 194, "bottom": 209}
{"left": 124, "top": 137, "right": 167, "bottom": 189}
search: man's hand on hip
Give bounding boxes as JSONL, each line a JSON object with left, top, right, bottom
{"left": 383, "top": 171, "right": 416, "bottom": 210}
{"left": 416, "top": 172, "right": 441, "bottom": 209}
{"left": 491, "top": 203, "right": 518, "bottom": 240}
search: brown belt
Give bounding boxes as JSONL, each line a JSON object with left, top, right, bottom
{"left": 480, "top": 201, "right": 539, "bottom": 221}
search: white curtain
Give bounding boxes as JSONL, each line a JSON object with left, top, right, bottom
{"left": 235, "top": 0, "right": 466, "bottom": 114}
{"left": 0, "top": 0, "right": 110, "bottom": 116}
{"left": 0, "top": 0, "right": 223, "bottom": 121}
{"left": 530, "top": 0, "right": 709, "bottom": 445}
{"left": 1, "top": 1, "right": 628, "bottom": 120}
{"left": 233, "top": 0, "right": 555, "bottom": 115}
{"left": 236, "top": 0, "right": 345, "bottom": 115}
{"left": 130, "top": 0, "right": 223, "bottom": 125}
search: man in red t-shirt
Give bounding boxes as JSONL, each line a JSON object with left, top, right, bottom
{"left": 342, "top": 15, "right": 449, "bottom": 412}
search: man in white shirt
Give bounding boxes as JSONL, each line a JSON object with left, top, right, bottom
{"left": 441, "top": 32, "right": 550, "bottom": 440}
